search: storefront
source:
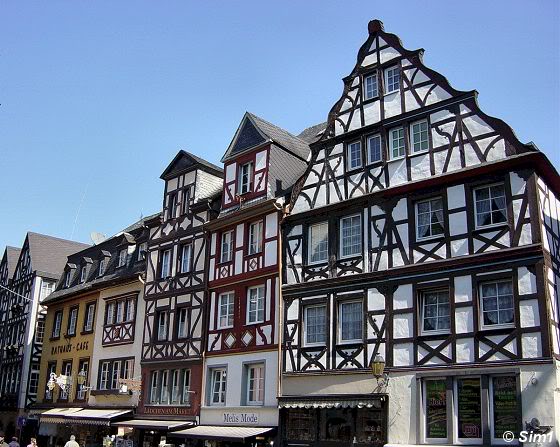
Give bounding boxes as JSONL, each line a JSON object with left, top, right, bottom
{"left": 278, "top": 396, "right": 387, "bottom": 447}
{"left": 111, "top": 419, "right": 194, "bottom": 447}
{"left": 169, "top": 425, "right": 275, "bottom": 447}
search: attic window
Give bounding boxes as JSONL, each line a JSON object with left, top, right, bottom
{"left": 363, "top": 73, "right": 378, "bottom": 100}
{"left": 238, "top": 162, "right": 253, "bottom": 195}
{"left": 99, "top": 259, "right": 106, "bottom": 276}
{"left": 80, "top": 265, "right": 87, "bottom": 283}
{"left": 385, "top": 65, "right": 400, "bottom": 94}
{"left": 138, "top": 242, "right": 148, "bottom": 261}
{"left": 64, "top": 270, "right": 72, "bottom": 288}
{"left": 117, "top": 249, "right": 127, "bottom": 268}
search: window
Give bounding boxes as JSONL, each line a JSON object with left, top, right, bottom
{"left": 76, "top": 359, "right": 89, "bottom": 400}
{"left": 117, "top": 249, "right": 127, "bottom": 267}
{"left": 67, "top": 307, "right": 78, "bottom": 336}
{"left": 339, "top": 301, "right": 363, "bottom": 342}
{"left": 474, "top": 184, "right": 507, "bottom": 228}
{"left": 122, "top": 359, "right": 134, "bottom": 381}
{"left": 110, "top": 360, "right": 122, "bottom": 389}
{"left": 456, "top": 378, "right": 482, "bottom": 442}
{"left": 363, "top": 73, "right": 378, "bottom": 100}
{"left": 421, "top": 290, "right": 450, "bottom": 333}
{"left": 149, "top": 369, "right": 190, "bottom": 405}
{"left": 160, "top": 249, "right": 172, "bottom": 278}
{"left": 218, "top": 292, "right": 234, "bottom": 329}
{"left": 220, "top": 231, "right": 234, "bottom": 263}
{"left": 247, "top": 285, "right": 265, "bottom": 324}
{"left": 35, "top": 320, "right": 45, "bottom": 343}
{"left": 346, "top": 141, "right": 362, "bottom": 170}
{"left": 385, "top": 65, "right": 400, "bottom": 93}
{"left": 309, "top": 223, "right": 329, "bottom": 263}
{"left": 64, "top": 271, "right": 72, "bottom": 288}
{"left": 411, "top": 120, "right": 429, "bottom": 153}
{"left": 304, "top": 305, "right": 327, "bottom": 345}
{"left": 367, "top": 134, "right": 382, "bottom": 164}
{"left": 177, "top": 308, "right": 188, "bottom": 339}
{"left": 180, "top": 244, "right": 192, "bottom": 273}
{"left": 52, "top": 311, "right": 63, "bottom": 338}
{"left": 156, "top": 311, "right": 168, "bottom": 341}
{"left": 29, "top": 364, "right": 39, "bottom": 395}
{"left": 83, "top": 303, "right": 95, "bottom": 332}
{"left": 116, "top": 300, "right": 124, "bottom": 323}
{"left": 210, "top": 368, "right": 227, "bottom": 405}
{"left": 248, "top": 221, "right": 263, "bottom": 255}
{"left": 45, "top": 362, "right": 56, "bottom": 400}
{"left": 389, "top": 127, "right": 405, "bottom": 159}
{"left": 182, "top": 188, "right": 191, "bottom": 215}
{"left": 340, "top": 215, "right": 362, "bottom": 258}
{"left": 98, "top": 358, "right": 133, "bottom": 391}
{"left": 149, "top": 371, "right": 159, "bottom": 403}
{"left": 181, "top": 369, "right": 191, "bottom": 404}
{"left": 99, "top": 259, "right": 106, "bottom": 276}
{"left": 171, "top": 370, "right": 181, "bottom": 404}
{"left": 246, "top": 363, "right": 265, "bottom": 405}
{"left": 424, "top": 379, "right": 447, "bottom": 441}
{"left": 106, "top": 302, "right": 115, "bottom": 325}
{"left": 416, "top": 197, "right": 444, "bottom": 239}
{"left": 137, "top": 242, "right": 147, "bottom": 261}
{"left": 124, "top": 298, "right": 135, "bottom": 322}
{"left": 239, "top": 162, "right": 253, "bottom": 195}
{"left": 168, "top": 193, "right": 178, "bottom": 219}
{"left": 80, "top": 265, "right": 87, "bottom": 283}
{"left": 59, "top": 361, "right": 72, "bottom": 400}
{"left": 40, "top": 280, "right": 55, "bottom": 300}
{"left": 490, "top": 376, "right": 519, "bottom": 442}
{"left": 480, "top": 280, "right": 514, "bottom": 327}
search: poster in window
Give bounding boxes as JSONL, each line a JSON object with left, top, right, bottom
{"left": 425, "top": 380, "right": 447, "bottom": 439}
{"left": 457, "top": 378, "right": 482, "bottom": 439}
{"left": 493, "top": 376, "right": 518, "bottom": 438}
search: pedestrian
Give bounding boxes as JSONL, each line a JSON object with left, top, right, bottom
{"left": 8, "top": 438, "right": 19, "bottom": 447}
{"left": 0, "top": 436, "right": 8, "bottom": 447}
{"left": 26, "top": 438, "right": 37, "bottom": 447}
{"left": 63, "top": 436, "right": 79, "bottom": 447}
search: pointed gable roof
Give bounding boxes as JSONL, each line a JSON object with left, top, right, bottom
{"left": 4, "top": 246, "right": 21, "bottom": 279}
{"left": 26, "top": 233, "right": 90, "bottom": 277}
{"left": 160, "top": 150, "right": 223, "bottom": 180}
{"left": 221, "top": 112, "right": 310, "bottom": 162}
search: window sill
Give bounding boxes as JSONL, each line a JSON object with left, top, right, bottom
{"left": 81, "top": 329, "right": 94, "bottom": 335}
{"left": 479, "top": 324, "right": 515, "bottom": 331}
{"left": 49, "top": 336, "right": 61, "bottom": 342}
{"left": 337, "top": 339, "right": 363, "bottom": 346}
{"left": 416, "top": 234, "right": 445, "bottom": 243}
{"left": 474, "top": 222, "right": 509, "bottom": 232}
{"left": 345, "top": 166, "right": 364, "bottom": 175}
{"left": 245, "top": 320, "right": 265, "bottom": 327}
{"left": 303, "top": 343, "right": 327, "bottom": 349}
{"left": 217, "top": 326, "right": 234, "bottom": 331}
{"left": 419, "top": 330, "right": 451, "bottom": 337}
{"left": 409, "top": 149, "right": 429, "bottom": 157}
{"left": 366, "top": 160, "right": 383, "bottom": 168}
{"left": 384, "top": 89, "right": 400, "bottom": 96}
{"left": 338, "top": 254, "right": 362, "bottom": 262}
{"left": 387, "top": 155, "right": 406, "bottom": 163}
{"left": 306, "top": 259, "right": 329, "bottom": 267}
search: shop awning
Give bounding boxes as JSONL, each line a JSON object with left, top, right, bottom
{"left": 278, "top": 396, "right": 386, "bottom": 409}
{"left": 170, "top": 426, "right": 274, "bottom": 442}
{"left": 112, "top": 419, "right": 194, "bottom": 431}
{"left": 39, "top": 408, "right": 132, "bottom": 426}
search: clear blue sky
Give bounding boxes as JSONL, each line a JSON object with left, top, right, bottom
{"left": 1, "top": 0, "right": 558, "bottom": 251}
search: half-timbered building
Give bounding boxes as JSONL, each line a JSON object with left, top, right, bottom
{"left": 280, "top": 20, "right": 560, "bottom": 447}
{"left": 134, "top": 151, "right": 222, "bottom": 445}
{"left": 0, "top": 234, "right": 88, "bottom": 442}
{"left": 190, "top": 113, "right": 311, "bottom": 445}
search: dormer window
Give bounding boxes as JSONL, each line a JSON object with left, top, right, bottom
{"left": 137, "top": 242, "right": 147, "bottom": 261}
{"left": 117, "top": 249, "right": 127, "bottom": 268}
{"left": 385, "top": 65, "right": 400, "bottom": 94}
{"left": 64, "top": 271, "right": 72, "bottom": 288}
{"left": 238, "top": 162, "right": 253, "bottom": 195}
{"left": 80, "top": 266, "right": 87, "bottom": 283}
{"left": 168, "top": 193, "right": 178, "bottom": 219}
{"left": 99, "top": 259, "right": 106, "bottom": 276}
{"left": 363, "top": 73, "right": 378, "bottom": 100}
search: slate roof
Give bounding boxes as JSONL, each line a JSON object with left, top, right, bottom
{"left": 5, "top": 246, "right": 21, "bottom": 279}
{"left": 222, "top": 112, "right": 311, "bottom": 162}
{"left": 298, "top": 122, "right": 327, "bottom": 144}
{"left": 120, "top": 212, "right": 160, "bottom": 234}
{"left": 27, "top": 233, "right": 90, "bottom": 277}
{"left": 160, "top": 150, "right": 223, "bottom": 180}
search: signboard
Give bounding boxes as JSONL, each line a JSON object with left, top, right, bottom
{"left": 425, "top": 380, "right": 447, "bottom": 439}
{"left": 144, "top": 406, "right": 190, "bottom": 416}
{"left": 118, "top": 378, "right": 142, "bottom": 392}
{"left": 493, "top": 376, "right": 518, "bottom": 438}
{"left": 51, "top": 341, "right": 89, "bottom": 355}
{"left": 223, "top": 413, "right": 259, "bottom": 424}
{"left": 457, "top": 378, "right": 482, "bottom": 439}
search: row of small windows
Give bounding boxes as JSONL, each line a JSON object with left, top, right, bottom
{"left": 209, "top": 363, "right": 264, "bottom": 406}
{"left": 307, "top": 183, "right": 507, "bottom": 264}
{"left": 345, "top": 119, "right": 430, "bottom": 171}
{"left": 154, "top": 306, "right": 192, "bottom": 341}
{"left": 302, "top": 279, "right": 515, "bottom": 347}
{"left": 219, "top": 220, "right": 263, "bottom": 263}
{"left": 362, "top": 65, "right": 401, "bottom": 100}
{"left": 45, "top": 358, "right": 89, "bottom": 401}
{"left": 217, "top": 285, "right": 266, "bottom": 329}
{"left": 51, "top": 302, "right": 96, "bottom": 338}
{"left": 149, "top": 368, "right": 191, "bottom": 406}
{"left": 159, "top": 244, "right": 192, "bottom": 278}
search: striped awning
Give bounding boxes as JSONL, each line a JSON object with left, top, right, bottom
{"left": 112, "top": 419, "right": 194, "bottom": 431}
{"left": 39, "top": 408, "right": 131, "bottom": 426}
{"left": 278, "top": 396, "right": 386, "bottom": 409}
{"left": 170, "top": 426, "right": 274, "bottom": 442}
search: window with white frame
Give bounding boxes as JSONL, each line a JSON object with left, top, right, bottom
{"left": 80, "top": 265, "right": 87, "bottom": 283}
{"left": 247, "top": 285, "right": 265, "bottom": 324}
{"left": 218, "top": 292, "right": 234, "bottom": 329}
{"left": 40, "top": 280, "right": 56, "bottom": 300}
{"left": 340, "top": 215, "right": 362, "bottom": 258}
{"left": 385, "top": 65, "right": 400, "bottom": 93}
{"left": 116, "top": 300, "right": 124, "bottom": 323}
{"left": 76, "top": 359, "right": 89, "bottom": 400}
{"left": 99, "top": 259, "right": 106, "bottom": 276}
{"left": 248, "top": 221, "right": 263, "bottom": 255}
{"left": 110, "top": 360, "right": 121, "bottom": 389}
{"left": 67, "top": 307, "right": 78, "bottom": 336}
{"left": 149, "top": 371, "right": 159, "bottom": 403}
{"left": 156, "top": 311, "right": 168, "bottom": 341}
{"left": 363, "top": 73, "right": 378, "bottom": 100}
{"left": 168, "top": 193, "right": 178, "bottom": 219}
{"left": 149, "top": 368, "right": 191, "bottom": 406}
{"left": 309, "top": 222, "right": 329, "bottom": 263}
{"left": 367, "top": 134, "right": 382, "bottom": 164}
{"left": 59, "top": 361, "right": 72, "bottom": 400}
{"left": 455, "top": 377, "right": 483, "bottom": 442}
{"left": 339, "top": 301, "right": 363, "bottom": 342}
{"left": 423, "top": 379, "right": 447, "bottom": 441}
{"left": 171, "top": 369, "right": 182, "bottom": 404}
{"left": 210, "top": 368, "right": 227, "bottom": 405}
{"left": 45, "top": 362, "right": 56, "bottom": 400}
{"left": 221, "top": 231, "right": 234, "bottom": 263}
{"left": 246, "top": 363, "right": 265, "bottom": 405}
{"left": 421, "top": 290, "right": 450, "bottom": 333}
{"left": 411, "top": 120, "right": 429, "bottom": 153}
{"left": 124, "top": 298, "right": 135, "bottom": 322}
{"left": 416, "top": 197, "right": 444, "bottom": 239}
{"left": 489, "top": 376, "right": 519, "bottom": 442}
{"left": 177, "top": 307, "right": 188, "bottom": 338}
{"left": 52, "top": 311, "right": 63, "bottom": 338}
{"left": 180, "top": 244, "right": 192, "bottom": 273}
{"left": 346, "top": 141, "right": 362, "bottom": 170}
{"left": 304, "top": 305, "right": 327, "bottom": 345}
{"left": 106, "top": 302, "right": 115, "bottom": 325}
{"left": 474, "top": 184, "right": 507, "bottom": 228}
{"left": 64, "top": 270, "right": 72, "bottom": 288}
{"left": 35, "top": 320, "right": 45, "bottom": 343}
{"left": 29, "top": 365, "right": 39, "bottom": 395}
{"left": 83, "top": 303, "right": 95, "bottom": 332}
{"left": 117, "top": 249, "right": 127, "bottom": 267}
{"left": 480, "top": 280, "right": 514, "bottom": 327}
{"left": 239, "top": 162, "right": 253, "bottom": 195}
{"left": 137, "top": 242, "right": 147, "bottom": 261}
{"left": 389, "top": 127, "right": 405, "bottom": 159}
{"left": 160, "top": 370, "right": 169, "bottom": 403}
{"left": 160, "top": 249, "right": 172, "bottom": 278}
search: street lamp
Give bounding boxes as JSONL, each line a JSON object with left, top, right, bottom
{"left": 77, "top": 369, "right": 87, "bottom": 386}
{"left": 371, "top": 354, "right": 389, "bottom": 387}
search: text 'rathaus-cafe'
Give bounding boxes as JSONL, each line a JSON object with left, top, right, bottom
{"left": 0, "top": 18, "right": 559, "bottom": 447}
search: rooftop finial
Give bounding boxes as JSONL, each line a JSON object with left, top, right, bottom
{"left": 368, "top": 19, "right": 384, "bottom": 35}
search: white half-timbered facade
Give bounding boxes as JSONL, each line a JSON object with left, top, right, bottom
{"left": 280, "top": 20, "right": 560, "bottom": 447}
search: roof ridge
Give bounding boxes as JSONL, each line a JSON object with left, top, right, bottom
{"left": 247, "top": 112, "right": 308, "bottom": 143}
{"left": 27, "top": 232, "right": 90, "bottom": 247}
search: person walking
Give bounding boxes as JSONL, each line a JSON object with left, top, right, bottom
{"left": 26, "top": 438, "right": 37, "bottom": 447}
{"left": 8, "top": 438, "right": 19, "bottom": 447}
{"left": 63, "top": 436, "right": 79, "bottom": 447}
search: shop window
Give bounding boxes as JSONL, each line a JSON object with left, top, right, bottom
{"left": 456, "top": 378, "right": 482, "bottom": 442}
{"left": 490, "top": 376, "right": 519, "bottom": 443}
{"left": 319, "top": 408, "right": 353, "bottom": 442}
{"left": 285, "top": 409, "right": 316, "bottom": 441}
{"left": 424, "top": 379, "right": 447, "bottom": 441}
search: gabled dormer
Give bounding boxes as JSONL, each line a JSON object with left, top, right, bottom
{"left": 220, "top": 112, "right": 311, "bottom": 210}
{"left": 160, "top": 150, "right": 223, "bottom": 223}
